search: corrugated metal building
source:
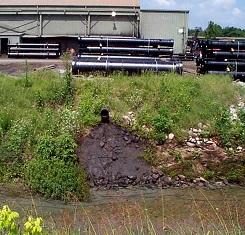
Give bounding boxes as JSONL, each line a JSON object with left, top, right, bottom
{"left": 141, "top": 10, "right": 189, "bottom": 53}
{"left": 0, "top": 0, "right": 189, "bottom": 54}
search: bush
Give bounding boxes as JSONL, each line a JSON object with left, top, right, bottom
{"left": 152, "top": 108, "right": 173, "bottom": 142}
{"left": 6, "top": 119, "right": 33, "bottom": 154}
{"left": 0, "top": 205, "right": 43, "bottom": 235}
{"left": 215, "top": 109, "right": 245, "bottom": 147}
{"left": 78, "top": 83, "right": 109, "bottom": 126}
{"left": 0, "top": 112, "right": 12, "bottom": 136}
{"left": 35, "top": 132, "right": 77, "bottom": 163}
{"left": 26, "top": 158, "right": 89, "bottom": 201}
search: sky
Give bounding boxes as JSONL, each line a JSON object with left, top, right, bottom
{"left": 141, "top": 0, "right": 245, "bottom": 29}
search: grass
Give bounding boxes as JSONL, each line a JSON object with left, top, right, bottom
{"left": 0, "top": 70, "right": 244, "bottom": 199}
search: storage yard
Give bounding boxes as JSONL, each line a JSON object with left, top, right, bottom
{"left": 1, "top": 0, "right": 245, "bottom": 80}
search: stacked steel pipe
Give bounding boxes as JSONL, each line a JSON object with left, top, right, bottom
{"left": 8, "top": 43, "right": 61, "bottom": 58}
{"left": 72, "top": 36, "right": 183, "bottom": 74}
{"left": 197, "top": 39, "right": 245, "bottom": 80}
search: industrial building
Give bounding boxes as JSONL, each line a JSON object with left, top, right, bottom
{"left": 0, "top": 0, "right": 189, "bottom": 54}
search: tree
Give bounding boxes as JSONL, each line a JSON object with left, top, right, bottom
{"left": 205, "top": 21, "right": 223, "bottom": 39}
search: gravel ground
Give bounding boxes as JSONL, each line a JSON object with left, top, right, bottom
{"left": 0, "top": 58, "right": 198, "bottom": 76}
{"left": 0, "top": 58, "right": 64, "bottom": 75}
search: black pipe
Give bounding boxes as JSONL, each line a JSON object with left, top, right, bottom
{"left": 200, "top": 40, "right": 245, "bottom": 50}
{"left": 201, "top": 61, "right": 245, "bottom": 72}
{"left": 207, "top": 71, "right": 245, "bottom": 76}
{"left": 212, "top": 51, "right": 245, "bottom": 59}
{"left": 8, "top": 43, "right": 60, "bottom": 47}
{"left": 101, "top": 108, "right": 110, "bottom": 123}
{"left": 8, "top": 52, "right": 60, "bottom": 58}
{"left": 77, "top": 54, "right": 163, "bottom": 60}
{"left": 76, "top": 55, "right": 164, "bottom": 64}
{"left": 79, "top": 47, "right": 173, "bottom": 56}
{"left": 72, "top": 58, "right": 183, "bottom": 74}
{"left": 9, "top": 47, "right": 60, "bottom": 51}
{"left": 78, "top": 37, "right": 174, "bottom": 48}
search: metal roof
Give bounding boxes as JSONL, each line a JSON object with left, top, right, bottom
{"left": 0, "top": 0, "right": 140, "bottom": 7}
{"left": 141, "top": 9, "right": 189, "bottom": 13}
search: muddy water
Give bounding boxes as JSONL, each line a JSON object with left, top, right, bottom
{"left": 0, "top": 186, "right": 244, "bottom": 232}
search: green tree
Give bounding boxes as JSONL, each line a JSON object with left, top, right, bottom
{"left": 205, "top": 21, "right": 223, "bottom": 38}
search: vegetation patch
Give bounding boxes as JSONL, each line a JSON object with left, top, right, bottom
{"left": 0, "top": 71, "right": 244, "bottom": 199}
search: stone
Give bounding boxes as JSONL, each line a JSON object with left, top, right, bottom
{"left": 199, "top": 177, "right": 208, "bottom": 183}
{"left": 152, "top": 174, "right": 160, "bottom": 180}
{"left": 237, "top": 146, "right": 243, "bottom": 151}
{"left": 195, "top": 178, "right": 201, "bottom": 183}
{"left": 178, "top": 175, "right": 186, "bottom": 181}
{"left": 133, "top": 136, "right": 140, "bottom": 143}
{"left": 191, "top": 138, "right": 197, "bottom": 143}
{"left": 187, "top": 142, "right": 196, "bottom": 147}
{"left": 223, "top": 178, "right": 229, "bottom": 185}
{"left": 163, "top": 176, "right": 172, "bottom": 185}
{"left": 128, "top": 111, "right": 134, "bottom": 116}
{"left": 99, "top": 141, "right": 105, "bottom": 148}
{"left": 215, "top": 181, "right": 224, "bottom": 187}
{"left": 112, "top": 155, "right": 118, "bottom": 161}
{"left": 122, "top": 115, "right": 132, "bottom": 125}
{"left": 196, "top": 141, "right": 202, "bottom": 146}
{"left": 128, "top": 175, "right": 137, "bottom": 181}
{"left": 198, "top": 123, "right": 203, "bottom": 129}
{"left": 192, "top": 128, "right": 199, "bottom": 133}
{"left": 168, "top": 133, "right": 175, "bottom": 140}
{"left": 198, "top": 182, "right": 204, "bottom": 187}
{"left": 123, "top": 136, "right": 129, "bottom": 141}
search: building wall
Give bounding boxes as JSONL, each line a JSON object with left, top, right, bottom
{"left": 0, "top": 6, "right": 139, "bottom": 37}
{"left": 0, "top": 6, "right": 189, "bottom": 54}
{"left": 140, "top": 10, "right": 189, "bottom": 54}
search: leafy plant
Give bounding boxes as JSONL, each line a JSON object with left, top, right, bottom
{"left": 203, "top": 170, "right": 215, "bottom": 180}
{"left": 24, "top": 216, "right": 43, "bottom": 235}
{"left": 0, "top": 206, "right": 43, "bottom": 235}
{"left": 26, "top": 158, "right": 89, "bottom": 200}
{"left": 152, "top": 108, "right": 173, "bottom": 142}
{"left": 35, "top": 132, "right": 77, "bottom": 163}
{"left": 0, "top": 205, "right": 19, "bottom": 235}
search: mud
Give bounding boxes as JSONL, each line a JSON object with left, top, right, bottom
{"left": 77, "top": 123, "right": 160, "bottom": 189}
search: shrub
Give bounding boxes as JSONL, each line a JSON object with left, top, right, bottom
{"left": 215, "top": 109, "right": 245, "bottom": 147}
{"left": 6, "top": 119, "right": 32, "bottom": 154}
{"left": 0, "top": 205, "right": 43, "bottom": 235}
{"left": 78, "top": 83, "right": 108, "bottom": 126}
{"left": 35, "top": 132, "right": 77, "bottom": 163}
{"left": 0, "top": 112, "right": 12, "bottom": 136}
{"left": 203, "top": 170, "right": 215, "bottom": 180}
{"left": 0, "top": 205, "right": 19, "bottom": 234}
{"left": 26, "top": 158, "right": 89, "bottom": 201}
{"left": 152, "top": 108, "right": 173, "bottom": 142}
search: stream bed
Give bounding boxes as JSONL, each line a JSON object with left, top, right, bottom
{"left": 0, "top": 185, "right": 245, "bottom": 233}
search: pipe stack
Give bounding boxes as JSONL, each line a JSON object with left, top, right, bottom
{"left": 72, "top": 36, "right": 183, "bottom": 74}
{"left": 197, "top": 39, "right": 245, "bottom": 80}
{"left": 8, "top": 43, "right": 61, "bottom": 58}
